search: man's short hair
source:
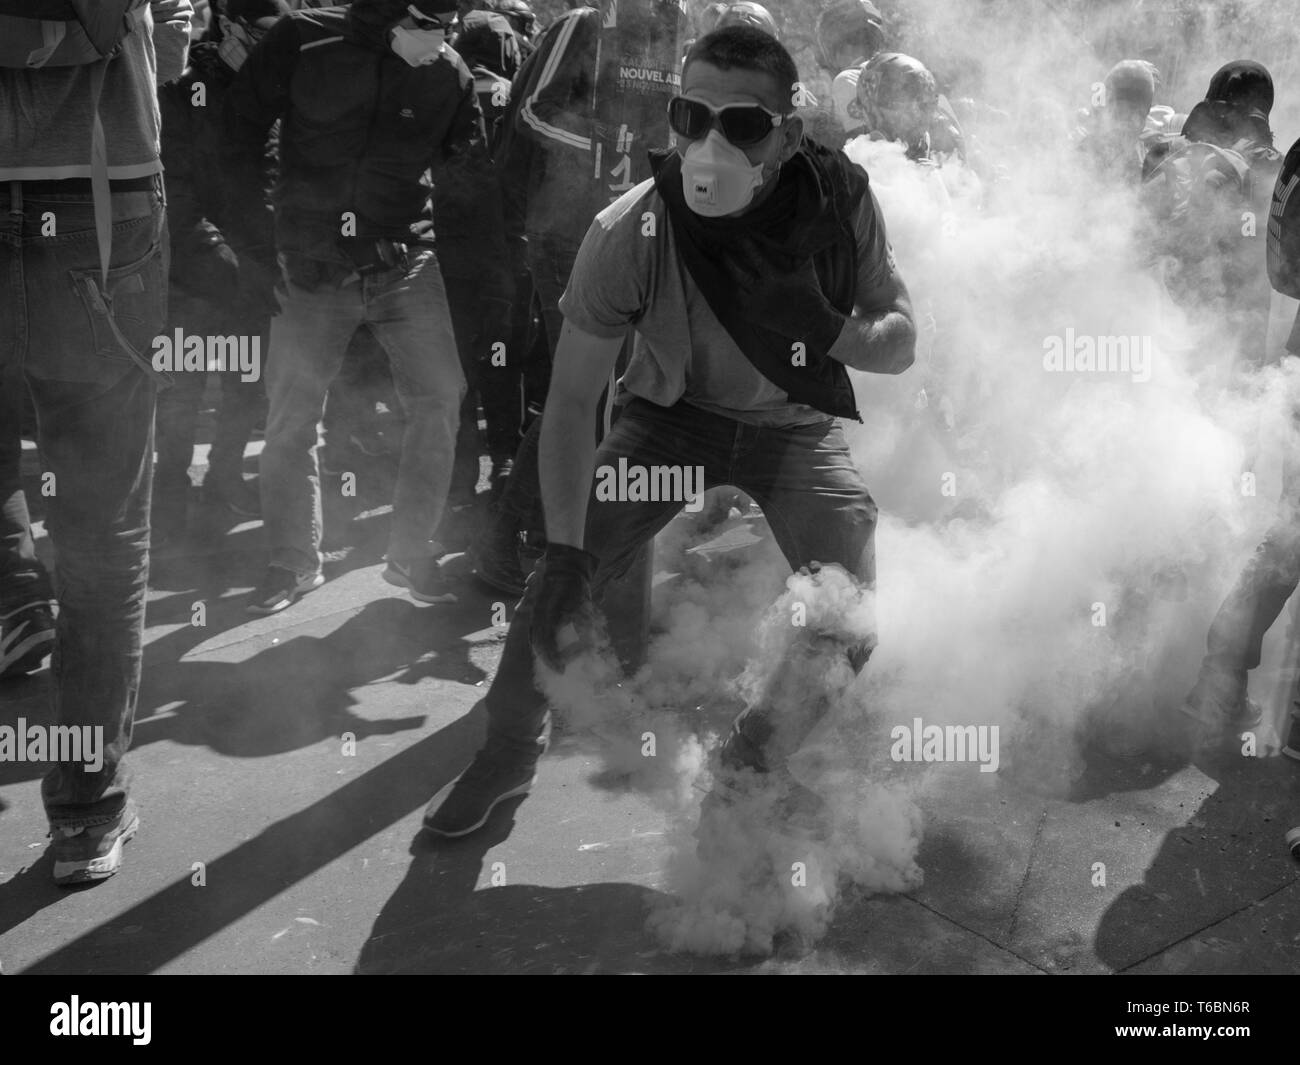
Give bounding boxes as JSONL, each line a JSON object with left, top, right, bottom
{"left": 683, "top": 24, "right": 800, "bottom": 115}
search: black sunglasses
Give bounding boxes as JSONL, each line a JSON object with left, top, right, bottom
{"left": 667, "top": 95, "right": 785, "bottom": 148}
{"left": 406, "top": 5, "right": 455, "bottom": 31}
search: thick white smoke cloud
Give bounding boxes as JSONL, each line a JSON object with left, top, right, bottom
{"left": 535, "top": 0, "right": 1300, "bottom": 957}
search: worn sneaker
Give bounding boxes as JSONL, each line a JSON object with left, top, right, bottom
{"left": 50, "top": 801, "right": 139, "bottom": 886}
{"left": 0, "top": 600, "right": 56, "bottom": 679}
{"left": 424, "top": 744, "right": 537, "bottom": 838}
{"left": 246, "top": 566, "right": 324, "bottom": 615}
{"left": 383, "top": 557, "right": 458, "bottom": 604}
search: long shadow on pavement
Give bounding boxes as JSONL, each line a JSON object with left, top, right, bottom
{"left": 355, "top": 814, "right": 723, "bottom": 974}
{"left": 1093, "top": 743, "right": 1300, "bottom": 972}
{"left": 7, "top": 703, "right": 485, "bottom": 973}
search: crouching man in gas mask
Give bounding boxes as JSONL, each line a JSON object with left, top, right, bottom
{"left": 425, "top": 24, "right": 915, "bottom": 839}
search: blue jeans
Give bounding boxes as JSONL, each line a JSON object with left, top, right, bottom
{"left": 260, "top": 246, "right": 465, "bottom": 575}
{"left": 0, "top": 181, "right": 167, "bottom": 828}
{"left": 484, "top": 396, "right": 878, "bottom": 765}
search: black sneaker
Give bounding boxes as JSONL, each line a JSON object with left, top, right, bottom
{"left": 424, "top": 743, "right": 537, "bottom": 837}
{"left": 50, "top": 800, "right": 139, "bottom": 886}
{"left": 383, "top": 557, "right": 458, "bottom": 604}
{"left": 246, "top": 566, "right": 324, "bottom": 615}
{"left": 203, "top": 473, "right": 261, "bottom": 519}
{"left": 0, "top": 600, "right": 56, "bottom": 679}
{"left": 471, "top": 518, "right": 527, "bottom": 598}
{"left": 1283, "top": 714, "right": 1300, "bottom": 764}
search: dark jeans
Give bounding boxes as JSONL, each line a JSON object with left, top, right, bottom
{"left": 154, "top": 290, "right": 267, "bottom": 507}
{"left": 0, "top": 366, "right": 54, "bottom": 606}
{"left": 445, "top": 274, "right": 530, "bottom": 483}
{"left": 484, "top": 397, "right": 878, "bottom": 766}
{"left": 0, "top": 182, "right": 167, "bottom": 828}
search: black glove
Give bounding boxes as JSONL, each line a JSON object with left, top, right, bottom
{"left": 530, "top": 542, "right": 599, "bottom": 671}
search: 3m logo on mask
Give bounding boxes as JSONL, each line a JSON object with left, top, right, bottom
{"left": 690, "top": 173, "right": 718, "bottom": 208}
{"left": 681, "top": 130, "right": 764, "bottom": 216}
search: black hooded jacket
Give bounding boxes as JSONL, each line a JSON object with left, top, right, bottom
{"left": 220, "top": 1, "right": 508, "bottom": 291}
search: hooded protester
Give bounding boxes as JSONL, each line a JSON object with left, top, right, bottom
{"left": 425, "top": 25, "right": 915, "bottom": 845}
{"left": 221, "top": 0, "right": 510, "bottom": 614}
{"left": 1141, "top": 59, "right": 1280, "bottom": 371}
{"left": 1183, "top": 59, "right": 1279, "bottom": 164}
{"left": 440, "top": 7, "right": 525, "bottom": 544}
{"left": 1178, "top": 137, "right": 1300, "bottom": 761}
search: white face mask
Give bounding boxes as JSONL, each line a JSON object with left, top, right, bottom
{"left": 680, "top": 129, "right": 768, "bottom": 217}
{"left": 390, "top": 25, "right": 446, "bottom": 66}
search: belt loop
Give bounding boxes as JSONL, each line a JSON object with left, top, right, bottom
{"left": 7, "top": 181, "right": 22, "bottom": 220}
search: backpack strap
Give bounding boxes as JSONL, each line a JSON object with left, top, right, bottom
{"left": 89, "top": 57, "right": 111, "bottom": 291}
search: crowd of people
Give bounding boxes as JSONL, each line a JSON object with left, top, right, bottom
{"left": 2, "top": 0, "right": 1299, "bottom": 886}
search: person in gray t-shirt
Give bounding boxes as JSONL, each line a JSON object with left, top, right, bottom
{"left": 425, "top": 23, "right": 916, "bottom": 843}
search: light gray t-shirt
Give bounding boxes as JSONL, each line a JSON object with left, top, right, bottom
{"left": 557, "top": 172, "right": 896, "bottom": 427}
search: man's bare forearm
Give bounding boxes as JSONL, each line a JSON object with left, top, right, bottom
{"left": 540, "top": 396, "right": 599, "bottom": 549}
{"left": 828, "top": 306, "right": 917, "bottom": 375}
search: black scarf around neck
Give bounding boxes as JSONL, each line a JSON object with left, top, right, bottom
{"left": 649, "top": 138, "right": 869, "bottom": 420}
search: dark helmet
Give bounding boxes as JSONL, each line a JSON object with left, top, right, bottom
{"left": 1205, "top": 59, "right": 1273, "bottom": 121}
{"left": 1185, "top": 60, "right": 1276, "bottom": 149}
{"left": 856, "top": 52, "right": 937, "bottom": 145}
{"left": 856, "top": 52, "right": 936, "bottom": 115}
{"left": 815, "top": 0, "right": 884, "bottom": 73}
{"left": 457, "top": 10, "right": 523, "bottom": 76}
{"left": 486, "top": 0, "right": 536, "bottom": 39}
{"left": 716, "top": 1, "right": 777, "bottom": 38}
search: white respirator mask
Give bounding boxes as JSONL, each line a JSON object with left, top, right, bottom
{"left": 390, "top": 24, "right": 446, "bottom": 66}
{"left": 679, "top": 129, "right": 767, "bottom": 217}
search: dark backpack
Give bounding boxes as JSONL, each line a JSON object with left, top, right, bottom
{"left": 1268, "top": 136, "right": 1300, "bottom": 299}
{"left": 0, "top": 0, "right": 165, "bottom": 381}
{"left": 1141, "top": 138, "right": 1253, "bottom": 227}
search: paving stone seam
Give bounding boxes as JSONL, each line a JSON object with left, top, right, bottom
{"left": 1005, "top": 806, "right": 1049, "bottom": 943}
{"left": 1112, "top": 878, "right": 1300, "bottom": 973}
{"left": 905, "top": 894, "right": 1051, "bottom": 973}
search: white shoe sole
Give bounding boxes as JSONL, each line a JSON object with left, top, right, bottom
{"left": 52, "top": 813, "right": 140, "bottom": 884}
{"left": 422, "top": 777, "right": 534, "bottom": 839}
{"left": 382, "top": 566, "right": 457, "bottom": 604}
{"left": 247, "top": 572, "right": 324, "bottom": 615}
